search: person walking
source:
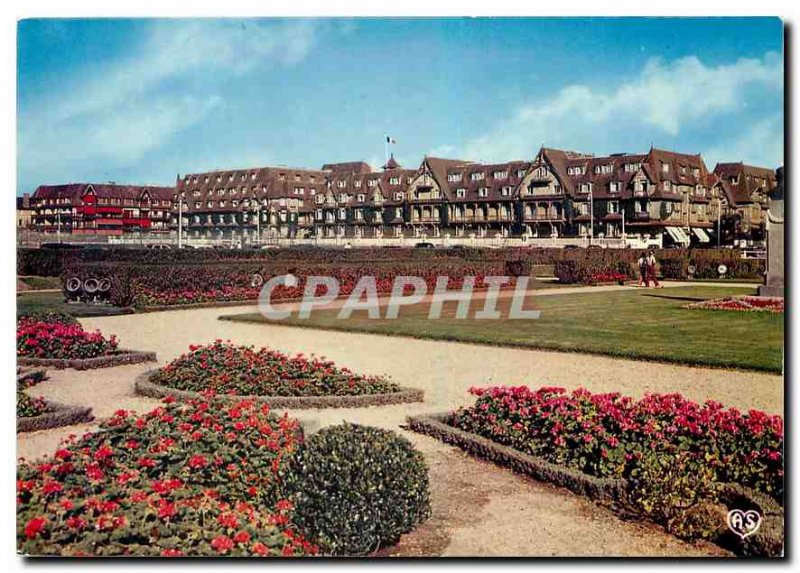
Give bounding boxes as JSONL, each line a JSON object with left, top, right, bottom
{"left": 637, "top": 251, "right": 648, "bottom": 287}
{"left": 646, "top": 250, "right": 662, "bottom": 288}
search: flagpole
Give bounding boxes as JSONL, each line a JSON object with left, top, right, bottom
{"left": 384, "top": 136, "right": 389, "bottom": 167}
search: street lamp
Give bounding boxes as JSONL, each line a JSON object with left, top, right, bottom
{"left": 716, "top": 196, "right": 722, "bottom": 248}
{"left": 588, "top": 189, "right": 594, "bottom": 246}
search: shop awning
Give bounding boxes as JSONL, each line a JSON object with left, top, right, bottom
{"left": 692, "top": 227, "right": 711, "bottom": 243}
{"left": 665, "top": 226, "right": 690, "bottom": 244}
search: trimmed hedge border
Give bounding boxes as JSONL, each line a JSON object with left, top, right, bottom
{"left": 406, "top": 413, "right": 627, "bottom": 502}
{"left": 18, "top": 349, "right": 157, "bottom": 370}
{"left": 717, "top": 484, "right": 784, "bottom": 558}
{"left": 17, "top": 400, "right": 94, "bottom": 433}
{"left": 135, "top": 370, "right": 425, "bottom": 409}
{"left": 407, "top": 413, "right": 784, "bottom": 557}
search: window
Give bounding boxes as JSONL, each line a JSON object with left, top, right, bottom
{"left": 607, "top": 201, "right": 619, "bottom": 214}
{"left": 339, "top": 194, "right": 348, "bottom": 203}
{"left": 390, "top": 177, "right": 400, "bottom": 185}
{"left": 337, "top": 180, "right": 346, "bottom": 188}
{"left": 478, "top": 187, "right": 488, "bottom": 198}
{"left": 354, "top": 180, "right": 362, "bottom": 188}
{"left": 501, "top": 187, "right": 511, "bottom": 196}
{"left": 355, "top": 209, "right": 363, "bottom": 220}
{"left": 294, "top": 187, "right": 304, "bottom": 195}
{"left": 368, "top": 179, "right": 378, "bottom": 187}
{"left": 692, "top": 168, "right": 700, "bottom": 178}
{"left": 663, "top": 180, "right": 671, "bottom": 191}
{"left": 195, "top": 202, "right": 201, "bottom": 209}
{"left": 456, "top": 188, "right": 466, "bottom": 198}
{"left": 232, "top": 200, "right": 239, "bottom": 208}
{"left": 338, "top": 209, "right": 346, "bottom": 220}
{"left": 316, "top": 195, "right": 324, "bottom": 204}
{"left": 228, "top": 174, "right": 234, "bottom": 181}
{"left": 661, "top": 163, "right": 670, "bottom": 173}
{"left": 609, "top": 182, "right": 620, "bottom": 193}
{"left": 357, "top": 194, "right": 365, "bottom": 202}
{"left": 250, "top": 173, "right": 256, "bottom": 180}
{"left": 568, "top": 166, "right": 584, "bottom": 176}
{"left": 471, "top": 172, "right": 485, "bottom": 181}
{"left": 680, "top": 166, "right": 687, "bottom": 175}
{"left": 394, "top": 192, "right": 403, "bottom": 201}
{"left": 664, "top": 202, "right": 673, "bottom": 214}
{"left": 448, "top": 173, "right": 462, "bottom": 182}
{"left": 219, "top": 201, "right": 226, "bottom": 208}
{"left": 624, "top": 162, "right": 641, "bottom": 172}
{"left": 493, "top": 170, "right": 508, "bottom": 180}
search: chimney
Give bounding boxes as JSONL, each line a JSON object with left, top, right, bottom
{"left": 23, "top": 193, "right": 30, "bottom": 208}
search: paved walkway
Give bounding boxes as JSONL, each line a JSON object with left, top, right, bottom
{"left": 17, "top": 286, "right": 779, "bottom": 556}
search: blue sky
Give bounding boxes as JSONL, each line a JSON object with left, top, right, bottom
{"left": 17, "top": 18, "right": 783, "bottom": 195}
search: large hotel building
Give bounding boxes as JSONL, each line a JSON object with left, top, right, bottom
{"left": 27, "top": 146, "right": 777, "bottom": 246}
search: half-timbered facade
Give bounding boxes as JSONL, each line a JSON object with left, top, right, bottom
{"left": 30, "top": 184, "right": 174, "bottom": 236}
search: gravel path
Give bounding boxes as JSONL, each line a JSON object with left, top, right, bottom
{"left": 17, "top": 294, "right": 781, "bottom": 556}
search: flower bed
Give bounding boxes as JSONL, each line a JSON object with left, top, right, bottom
{"left": 139, "top": 341, "right": 423, "bottom": 408}
{"left": 17, "top": 319, "right": 119, "bottom": 360}
{"left": 448, "top": 386, "right": 783, "bottom": 501}
{"left": 407, "top": 410, "right": 783, "bottom": 557}
{"left": 686, "top": 296, "right": 784, "bottom": 314}
{"left": 17, "top": 397, "right": 318, "bottom": 556}
{"left": 17, "top": 317, "right": 156, "bottom": 370}
{"left": 587, "top": 271, "right": 628, "bottom": 285}
{"left": 17, "top": 392, "right": 49, "bottom": 418}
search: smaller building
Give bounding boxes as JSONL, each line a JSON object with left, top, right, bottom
{"left": 712, "top": 162, "right": 777, "bottom": 243}
{"left": 30, "top": 184, "right": 174, "bottom": 236}
{"left": 16, "top": 193, "right": 34, "bottom": 229}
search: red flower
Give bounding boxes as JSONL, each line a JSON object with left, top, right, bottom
{"left": 188, "top": 455, "right": 207, "bottom": 469}
{"left": 211, "top": 535, "right": 235, "bottom": 554}
{"left": 252, "top": 542, "right": 269, "bottom": 556}
{"left": 24, "top": 517, "right": 46, "bottom": 539}
{"left": 233, "top": 530, "right": 251, "bottom": 544}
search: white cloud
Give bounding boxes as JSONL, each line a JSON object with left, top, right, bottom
{"left": 705, "top": 115, "right": 784, "bottom": 169}
{"left": 19, "top": 19, "right": 319, "bottom": 189}
{"left": 463, "top": 52, "right": 783, "bottom": 164}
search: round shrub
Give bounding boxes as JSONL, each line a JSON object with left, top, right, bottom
{"left": 280, "top": 423, "right": 431, "bottom": 555}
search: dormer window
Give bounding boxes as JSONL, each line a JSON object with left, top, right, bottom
{"left": 228, "top": 174, "right": 234, "bottom": 181}
{"left": 354, "top": 180, "right": 362, "bottom": 188}
{"left": 368, "top": 179, "right": 378, "bottom": 187}
{"left": 493, "top": 170, "right": 508, "bottom": 180}
{"left": 456, "top": 188, "right": 466, "bottom": 198}
{"left": 517, "top": 169, "right": 526, "bottom": 178}
{"left": 624, "top": 163, "right": 640, "bottom": 172}
{"left": 337, "top": 180, "right": 346, "bottom": 188}
{"left": 568, "top": 166, "right": 584, "bottom": 176}
{"left": 478, "top": 187, "right": 488, "bottom": 197}
{"left": 216, "top": 176, "right": 221, "bottom": 182}
{"left": 664, "top": 180, "right": 672, "bottom": 191}
{"left": 204, "top": 177, "right": 209, "bottom": 183}
{"left": 339, "top": 194, "right": 348, "bottom": 203}
{"left": 501, "top": 187, "right": 511, "bottom": 196}
{"left": 471, "top": 172, "right": 485, "bottom": 181}
{"left": 394, "top": 192, "right": 403, "bottom": 201}
{"left": 448, "top": 173, "right": 462, "bottom": 182}
{"left": 357, "top": 194, "right": 365, "bottom": 202}
{"left": 692, "top": 168, "right": 700, "bottom": 178}
{"left": 609, "top": 182, "right": 621, "bottom": 193}
{"left": 390, "top": 177, "right": 400, "bottom": 185}
{"left": 661, "top": 163, "right": 670, "bottom": 174}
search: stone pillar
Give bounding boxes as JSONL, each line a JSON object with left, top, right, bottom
{"left": 759, "top": 166, "right": 784, "bottom": 297}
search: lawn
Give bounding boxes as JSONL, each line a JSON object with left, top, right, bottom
{"left": 17, "top": 276, "right": 62, "bottom": 290}
{"left": 16, "top": 291, "right": 131, "bottom": 318}
{"left": 222, "top": 286, "right": 784, "bottom": 373}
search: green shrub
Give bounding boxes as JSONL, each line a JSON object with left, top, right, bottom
{"left": 629, "top": 449, "right": 722, "bottom": 539}
{"left": 280, "top": 423, "right": 431, "bottom": 555}
{"left": 660, "top": 257, "right": 688, "bottom": 280}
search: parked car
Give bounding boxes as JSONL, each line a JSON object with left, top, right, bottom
{"left": 414, "top": 242, "right": 435, "bottom": 249}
